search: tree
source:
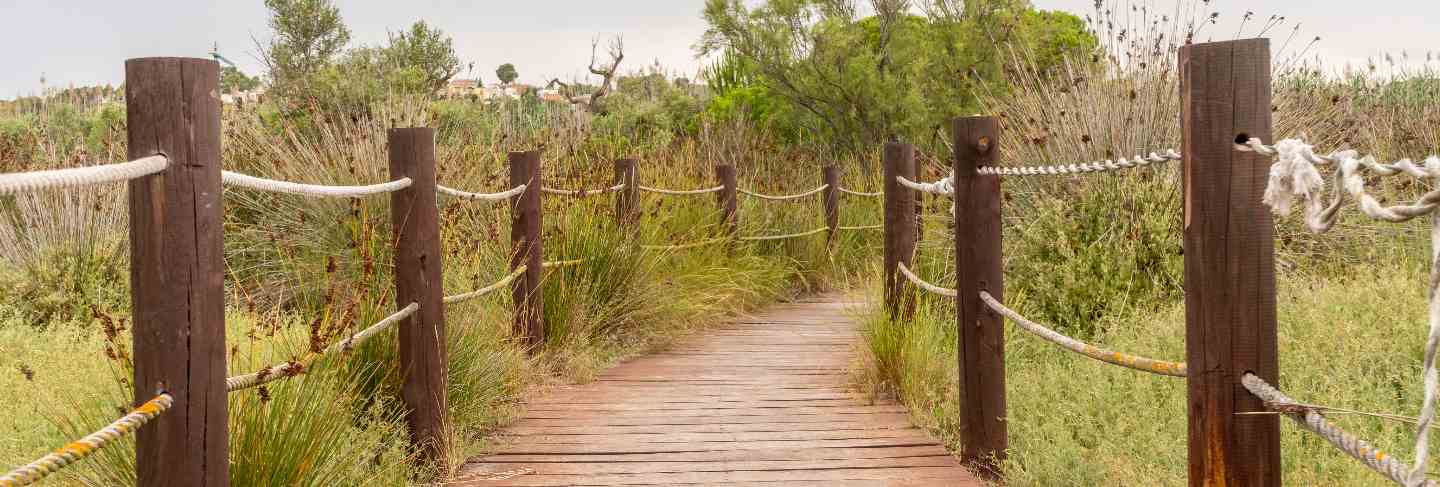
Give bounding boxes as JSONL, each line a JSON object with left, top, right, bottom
{"left": 697, "top": 0, "right": 1094, "bottom": 156}
{"left": 220, "top": 66, "right": 261, "bottom": 93}
{"left": 260, "top": 0, "right": 351, "bottom": 101}
{"left": 385, "top": 20, "right": 461, "bottom": 92}
{"left": 496, "top": 63, "right": 518, "bottom": 85}
{"left": 546, "top": 37, "right": 626, "bottom": 114}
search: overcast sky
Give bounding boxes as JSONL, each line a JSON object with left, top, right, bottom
{"left": 1, "top": 1, "right": 1436, "bottom": 99}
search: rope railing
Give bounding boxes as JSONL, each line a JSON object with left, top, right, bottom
{"left": 640, "top": 237, "right": 730, "bottom": 251}
{"left": 979, "top": 291, "right": 1187, "bottom": 377}
{"left": 896, "top": 262, "right": 957, "bottom": 298}
{"left": 1246, "top": 137, "right": 1440, "bottom": 483}
{"left": 0, "top": 393, "right": 174, "bottom": 487}
{"left": 895, "top": 175, "right": 954, "bottom": 196}
{"left": 445, "top": 266, "right": 528, "bottom": 305}
{"left": 438, "top": 183, "right": 527, "bottom": 201}
{"left": 542, "top": 183, "right": 626, "bottom": 197}
{"left": 977, "top": 150, "right": 1181, "bottom": 176}
{"left": 226, "top": 303, "right": 420, "bottom": 392}
{"left": 738, "top": 226, "right": 829, "bottom": 241}
{"left": 1242, "top": 137, "right": 1440, "bottom": 232}
{"left": 838, "top": 187, "right": 882, "bottom": 197}
{"left": 838, "top": 224, "right": 884, "bottom": 231}
{"left": 0, "top": 155, "right": 167, "bottom": 195}
{"left": 738, "top": 184, "right": 828, "bottom": 201}
{"left": 1241, "top": 374, "right": 1436, "bottom": 487}
{"left": 221, "top": 170, "right": 413, "bottom": 198}
{"left": 542, "top": 258, "right": 587, "bottom": 268}
{"left": 638, "top": 185, "right": 725, "bottom": 195}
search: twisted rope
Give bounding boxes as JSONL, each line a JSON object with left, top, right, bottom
{"left": 542, "top": 258, "right": 586, "bottom": 269}
{"left": 980, "top": 291, "right": 1187, "bottom": 377}
{"left": 738, "top": 185, "right": 828, "bottom": 201}
{"left": 542, "top": 183, "right": 626, "bottom": 197}
{"left": 0, "top": 155, "right": 167, "bottom": 195}
{"left": 895, "top": 262, "right": 957, "bottom": 298}
{"left": 0, "top": 393, "right": 173, "bottom": 486}
{"left": 1241, "top": 374, "right": 1436, "bottom": 486}
{"left": 438, "top": 184, "right": 526, "bottom": 201}
{"left": 226, "top": 303, "right": 420, "bottom": 392}
{"left": 738, "top": 227, "right": 829, "bottom": 241}
{"left": 837, "top": 187, "right": 882, "bottom": 197}
{"left": 222, "top": 171, "right": 412, "bottom": 198}
{"left": 638, "top": 185, "right": 725, "bottom": 195}
{"left": 838, "top": 224, "right": 883, "bottom": 231}
{"left": 640, "top": 237, "right": 730, "bottom": 251}
{"left": 445, "top": 266, "right": 528, "bottom": 305}
{"left": 1243, "top": 137, "right": 1440, "bottom": 231}
{"left": 895, "top": 175, "right": 953, "bottom": 196}
{"left": 1244, "top": 138, "right": 1440, "bottom": 485}
{"left": 977, "top": 150, "right": 1181, "bottom": 176}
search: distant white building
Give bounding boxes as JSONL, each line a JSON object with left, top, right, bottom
{"left": 444, "top": 79, "right": 482, "bottom": 98}
{"left": 221, "top": 88, "right": 265, "bottom": 105}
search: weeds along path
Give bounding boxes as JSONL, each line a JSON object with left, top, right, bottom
{"left": 458, "top": 294, "right": 977, "bottom": 486}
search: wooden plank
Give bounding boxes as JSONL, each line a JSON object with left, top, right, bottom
{"left": 514, "top": 405, "right": 909, "bottom": 419}
{"left": 882, "top": 143, "right": 918, "bottom": 317}
{"left": 501, "top": 428, "right": 931, "bottom": 444}
{"left": 493, "top": 438, "right": 949, "bottom": 456}
{"left": 508, "top": 414, "right": 924, "bottom": 429}
{"left": 1181, "top": 38, "right": 1280, "bottom": 486}
{"left": 504, "top": 421, "right": 914, "bottom": 435}
{"left": 952, "top": 115, "right": 1006, "bottom": 479}
{"left": 390, "top": 127, "right": 449, "bottom": 465}
{"left": 478, "top": 445, "right": 950, "bottom": 464}
{"left": 125, "top": 56, "right": 228, "bottom": 487}
{"left": 467, "top": 455, "right": 958, "bottom": 475}
{"left": 470, "top": 466, "right": 972, "bottom": 486}
{"left": 509, "top": 150, "right": 544, "bottom": 349}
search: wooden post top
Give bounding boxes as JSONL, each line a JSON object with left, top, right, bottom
{"left": 952, "top": 116, "right": 999, "bottom": 177}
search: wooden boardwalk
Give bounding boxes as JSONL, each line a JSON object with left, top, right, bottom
{"left": 459, "top": 295, "right": 979, "bottom": 486}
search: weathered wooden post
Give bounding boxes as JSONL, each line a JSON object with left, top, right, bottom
{"left": 1181, "top": 38, "right": 1279, "bottom": 486}
{"left": 953, "top": 116, "right": 1006, "bottom": 479}
{"left": 716, "top": 164, "right": 738, "bottom": 234}
{"left": 822, "top": 166, "right": 840, "bottom": 244}
{"left": 913, "top": 156, "right": 926, "bottom": 241}
{"left": 882, "top": 142, "right": 917, "bottom": 316}
{"left": 510, "top": 151, "right": 545, "bottom": 350}
{"left": 126, "top": 57, "right": 228, "bottom": 487}
{"left": 389, "top": 127, "right": 450, "bottom": 466}
{"left": 614, "top": 158, "right": 638, "bottom": 225}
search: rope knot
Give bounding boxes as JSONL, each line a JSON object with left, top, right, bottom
{"left": 1263, "top": 138, "right": 1326, "bottom": 217}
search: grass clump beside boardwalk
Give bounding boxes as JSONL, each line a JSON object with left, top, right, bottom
{"left": 860, "top": 259, "right": 1434, "bottom": 486}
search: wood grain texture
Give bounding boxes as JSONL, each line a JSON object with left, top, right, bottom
{"left": 822, "top": 166, "right": 840, "bottom": 244}
{"left": 460, "top": 296, "right": 978, "bottom": 486}
{"left": 952, "top": 116, "right": 1006, "bottom": 479}
{"left": 390, "top": 128, "right": 450, "bottom": 466}
{"left": 614, "top": 158, "right": 638, "bottom": 225}
{"left": 509, "top": 151, "right": 544, "bottom": 349}
{"left": 883, "top": 142, "right": 917, "bottom": 317}
{"left": 125, "top": 57, "right": 228, "bottom": 487}
{"left": 716, "top": 164, "right": 738, "bottom": 234}
{"left": 1180, "top": 38, "right": 1279, "bottom": 487}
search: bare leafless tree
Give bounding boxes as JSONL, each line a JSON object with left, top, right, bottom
{"left": 545, "top": 36, "right": 627, "bottom": 114}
